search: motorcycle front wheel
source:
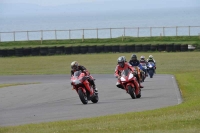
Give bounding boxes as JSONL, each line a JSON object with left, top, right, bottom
{"left": 128, "top": 85, "right": 136, "bottom": 99}
{"left": 78, "top": 89, "right": 88, "bottom": 104}
{"left": 149, "top": 69, "right": 154, "bottom": 78}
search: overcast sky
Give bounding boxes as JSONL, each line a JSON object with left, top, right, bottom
{"left": 0, "top": 0, "right": 199, "bottom": 17}
{"left": 1, "top": 0, "right": 107, "bottom": 6}
{"left": 1, "top": 0, "right": 199, "bottom": 6}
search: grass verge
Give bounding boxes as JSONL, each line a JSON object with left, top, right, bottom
{"left": 0, "top": 52, "right": 200, "bottom": 133}
{"left": 0, "top": 36, "right": 199, "bottom": 49}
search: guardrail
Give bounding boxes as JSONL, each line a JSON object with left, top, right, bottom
{"left": 0, "top": 26, "right": 200, "bottom": 42}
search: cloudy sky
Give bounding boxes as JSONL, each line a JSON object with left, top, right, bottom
{"left": 0, "top": 0, "right": 199, "bottom": 16}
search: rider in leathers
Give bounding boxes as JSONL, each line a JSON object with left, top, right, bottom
{"left": 114, "top": 56, "right": 141, "bottom": 95}
{"left": 71, "top": 61, "right": 98, "bottom": 95}
{"left": 129, "top": 54, "right": 144, "bottom": 88}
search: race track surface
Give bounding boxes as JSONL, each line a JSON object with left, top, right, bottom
{"left": 0, "top": 74, "right": 182, "bottom": 126}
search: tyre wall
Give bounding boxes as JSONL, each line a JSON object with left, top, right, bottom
{"left": 0, "top": 43, "right": 190, "bottom": 57}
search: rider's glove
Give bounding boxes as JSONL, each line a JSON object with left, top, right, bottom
{"left": 118, "top": 76, "right": 121, "bottom": 80}
{"left": 132, "top": 70, "right": 137, "bottom": 75}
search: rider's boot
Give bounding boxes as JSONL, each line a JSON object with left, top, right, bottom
{"left": 90, "top": 79, "right": 98, "bottom": 93}
{"left": 133, "top": 79, "right": 140, "bottom": 95}
{"left": 139, "top": 83, "right": 144, "bottom": 88}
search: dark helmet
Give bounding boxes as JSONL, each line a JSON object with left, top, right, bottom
{"left": 71, "top": 61, "right": 79, "bottom": 71}
{"left": 131, "top": 54, "right": 137, "bottom": 61}
{"left": 117, "top": 56, "right": 125, "bottom": 68}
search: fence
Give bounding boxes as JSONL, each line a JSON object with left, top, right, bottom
{"left": 0, "top": 26, "right": 200, "bottom": 42}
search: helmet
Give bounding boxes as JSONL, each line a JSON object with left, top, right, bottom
{"left": 131, "top": 54, "right": 137, "bottom": 61}
{"left": 149, "top": 55, "right": 153, "bottom": 60}
{"left": 71, "top": 61, "right": 79, "bottom": 71}
{"left": 117, "top": 56, "right": 125, "bottom": 68}
{"left": 140, "top": 55, "right": 145, "bottom": 60}
{"left": 122, "top": 56, "right": 126, "bottom": 62}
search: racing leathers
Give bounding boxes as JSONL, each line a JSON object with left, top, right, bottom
{"left": 114, "top": 62, "right": 140, "bottom": 91}
{"left": 71, "top": 65, "right": 97, "bottom": 93}
{"left": 129, "top": 59, "right": 144, "bottom": 88}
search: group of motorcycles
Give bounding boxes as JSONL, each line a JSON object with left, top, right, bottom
{"left": 70, "top": 61, "right": 156, "bottom": 105}
{"left": 139, "top": 61, "right": 156, "bottom": 80}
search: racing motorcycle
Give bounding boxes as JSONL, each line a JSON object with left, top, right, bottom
{"left": 140, "top": 62, "right": 148, "bottom": 82}
{"left": 118, "top": 68, "right": 141, "bottom": 99}
{"left": 147, "top": 62, "right": 155, "bottom": 78}
{"left": 71, "top": 70, "right": 98, "bottom": 104}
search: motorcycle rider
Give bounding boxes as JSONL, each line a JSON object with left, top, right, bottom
{"left": 147, "top": 55, "right": 156, "bottom": 73}
{"left": 147, "top": 55, "right": 156, "bottom": 64}
{"left": 139, "top": 55, "right": 148, "bottom": 77}
{"left": 115, "top": 56, "right": 142, "bottom": 90}
{"left": 129, "top": 54, "right": 144, "bottom": 88}
{"left": 71, "top": 61, "right": 98, "bottom": 94}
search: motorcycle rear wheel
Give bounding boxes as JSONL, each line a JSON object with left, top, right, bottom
{"left": 128, "top": 85, "right": 136, "bottom": 99}
{"left": 91, "top": 94, "right": 99, "bottom": 103}
{"left": 78, "top": 89, "right": 88, "bottom": 104}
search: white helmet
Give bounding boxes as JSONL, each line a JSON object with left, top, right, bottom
{"left": 149, "top": 55, "right": 153, "bottom": 59}
{"left": 140, "top": 55, "right": 145, "bottom": 60}
{"left": 71, "top": 61, "right": 79, "bottom": 70}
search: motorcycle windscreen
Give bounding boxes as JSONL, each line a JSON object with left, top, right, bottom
{"left": 148, "top": 62, "right": 155, "bottom": 66}
{"left": 140, "top": 63, "right": 146, "bottom": 66}
{"left": 73, "top": 70, "right": 81, "bottom": 77}
{"left": 121, "top": 69, "right": 130, "bottom": 77}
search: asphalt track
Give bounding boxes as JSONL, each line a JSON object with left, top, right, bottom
{"left": 0, "top": 74, "right": 182, "bottom": 126}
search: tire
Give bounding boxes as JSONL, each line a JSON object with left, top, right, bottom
{"left": 149, "top": 69, "right": 154, "bottom": 78}
{"left": 78, "top": 89, "right": 88, "bottom": 104}
{"left": 136, "top": 89, "right": 141, "bottom": 98}
{"left": 128, "top": 85, "right": 136, "bottom": 99}
{"left": 91, "top": 94, "right": 99, "bottom": 103}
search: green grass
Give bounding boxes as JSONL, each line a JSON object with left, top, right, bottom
{"left": 0, "top": 36, "right": 199, "bottom": 49}
{"left": 0, "top": 52, "right": 200, "bottom": 133}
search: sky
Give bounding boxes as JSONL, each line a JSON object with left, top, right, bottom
{"left": 0, "top": 0, "right": 199, "bottom": 17}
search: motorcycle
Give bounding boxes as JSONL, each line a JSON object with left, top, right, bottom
{"left": 147, "top": 62, "right": 155, "bottom": 78}
{"left": 140, "top": 62, "right": 148, "bottom": 82}
{"left": 119, "top": 68, "right": 141, "bottom": 99}
{"left": 71, "top": 70, "right": 98, "bottom": 104}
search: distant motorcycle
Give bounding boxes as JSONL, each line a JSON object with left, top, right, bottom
{"left": 140, "top": 62, "right": 148, "bottom": 82}
{"left": 71, "top": 70, "right": 98, "bottom": 104}
{"left": 147, "top": 62, "right": 155, "bottom": 78}
{"left": 118, "top": 68, "right": 141, "bottom": 99}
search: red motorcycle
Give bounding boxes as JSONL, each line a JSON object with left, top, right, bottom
{"left": 71, "top": 70, "right": 98, "bottom": 104}
{"left": 119, "top": 68, "right": 141, "bottom": 99}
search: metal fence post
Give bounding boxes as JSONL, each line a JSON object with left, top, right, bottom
{"left": 150, "top": 27, "right": 152, "bottom": 37}
{"left": 27, "top": 31, "right": 29, "bottom": 41}
{"left": 41, "top": 30, "right": 43, "bottom": 40}
{"left": 69, "top": 30, "right": 71, "bottom": 40}
{"left": 124, "top": 27, "right": 125, "bottom": 36}
{"left": 189, "top": 26, "right": 190, "bottom": 36}
{"left": 97, "top": 28, "right": 98, "bottom": 39}
{"left": 176, "top": 26, "right": 178, "bottom": 36}
{"left": 110, "top": 28, "right": 112, "bottom": 39}
{"left": 137, "top": 27, "right": 139, "bottom": 37}
{"left": 55, "top": 30, "right": 57, "bottom": 40}
{"left": 82, "top": 29, "right": 84, "bottom": 42}
{"left": 163, "top": 27, "right": 165, "bottom": 36}
{"left": 13, "top": 31, "right": 15, "bottom": 41}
